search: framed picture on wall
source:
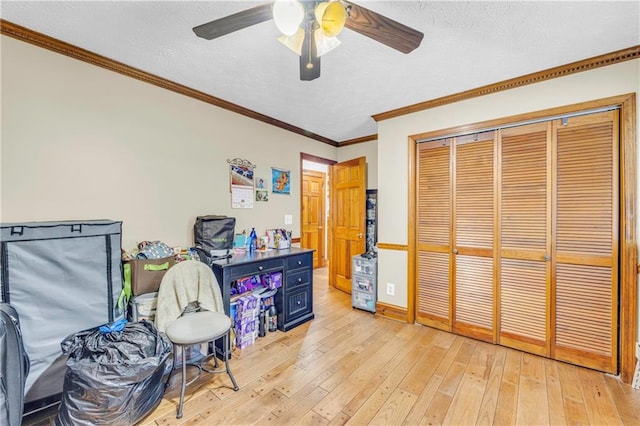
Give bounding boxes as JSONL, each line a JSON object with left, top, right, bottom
{"left": 272, "top": 167, "right": 290, "bottom": 194}
{"left": 255, "top": 189, "right": 268, "bottom": 201}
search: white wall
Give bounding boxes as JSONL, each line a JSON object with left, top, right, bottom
{"left": 376, "top": 59, "right": 640, "bottom": 337}
{"left": 0, "top": 36, "right": 337, "bottom": 250}
{"left": 337, "top": 139, "right": 378, "bottom": 189}
{"left": 301, "top": 160, "right": 328, "bottom": 173}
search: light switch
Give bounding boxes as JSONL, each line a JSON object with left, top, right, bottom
{"left": 284, "top": 214, "right": 293, "bottom": 225}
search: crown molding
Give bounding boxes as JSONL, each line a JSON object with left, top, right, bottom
{"left": 0, "top": 19, "right": 339, "bottom": 148}
{"left": 338, "top": 133, "right": 378, "bottom": 146}
{"left": 373, "top": 45, "right": 640, "bottom": 122}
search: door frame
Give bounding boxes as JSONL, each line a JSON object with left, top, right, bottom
{"left": 407, "top": 94, "right": 637, "bottom": 384}
{"left": 300, "top": 153, "right": 336, "bottom": 272}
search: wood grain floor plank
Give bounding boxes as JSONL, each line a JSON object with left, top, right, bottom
{"left": 420, "top": 390, "right": 453, "bottom": 426}
{"left": 438, "top": 361, "right": 467, "bottom": 397}
{"left": 516, "top": 353, "right": 549, "bottom": 425}
{"left": 313, "top": 329, "right": 413, "bottom": 421}
{"left": 556, "top": 361, "right": 591, "bottom": 425}
{"left": 556, "top": 361, "right": 586, "bottom": 401}
{"left": 401, "top": 336, "right": 466, "bottom": 425}
{"left": 270, "top": 383, "right": 329, "bottom": 425}
{"left": 544, "top": 358, "right": 568, "bottom": 426}
{"left": 398, "top": 342, "right": 448, "bottom": 395}
{"left": 602, "top": 373, "right": 640, "bottom": 424}
{"left": 441, "top": 372, "right": 487, "bottom": 425}
{"left": 502, "top": 348, "right": 523, "bottom": 385}
{"left": 317, "top": 319, "right": 404, "bottom": 393}
{"left": 576, "top": 367, "right": 623, "bottom": 425}
{"left": 340, "top": 328, "right": 437, "bottom": 424}
{"left": 401, "top": 373, "right": 445, "bottom": 425}
{"left": 493, "top": 381, "right": 518, "bottom": 425}
{"left": 367, "top": 388, "right": 418, "bottom": 425}
{"left": 562, "top": 397, "right": 591, "bottom": 425}
{"left": 442, "top": 342, "right": 498, "bottom": 425}
{"left": 475, "top": 345, "right": 507, "bottom": 425}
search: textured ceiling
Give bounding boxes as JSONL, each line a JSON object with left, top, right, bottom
{"left": 1, "top": 1, "right": 639, "bottom": 143}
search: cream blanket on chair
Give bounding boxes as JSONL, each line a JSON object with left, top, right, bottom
{"left": 154, "top": 260, "right": 225, "bottom": 333}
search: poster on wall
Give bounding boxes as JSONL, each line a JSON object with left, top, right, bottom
{"left": 228, "top": 158, "right": 255, "bottom": 208}
{"left": 271, "top": 167, "right": 291, "bottom": 195}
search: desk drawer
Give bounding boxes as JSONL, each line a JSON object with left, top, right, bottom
{"left": 228, "top": 258, "right": 284, "bottom": 280}
{"left": 286, "top": 269, "right": 311, "bottom": 289}
{"left": 286, "top": 253, "right": 312, "bottom": 270}
{"left": 285, "top": 285, "right": 312, "bottom": 321}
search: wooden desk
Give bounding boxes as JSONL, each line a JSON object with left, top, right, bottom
{"left": 210, "top": 247, "right": 314, "bottom": 332}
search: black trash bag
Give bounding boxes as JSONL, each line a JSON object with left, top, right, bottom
{"left": 55, "top": 320, "right": 172, "bottom": 426}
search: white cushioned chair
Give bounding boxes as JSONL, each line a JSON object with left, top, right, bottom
{"left": 155, "top": 260, "right": 239, "bottom": 419}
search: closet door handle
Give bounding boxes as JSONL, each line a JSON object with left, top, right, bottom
{"left": 544, "top": 255, "right": 551, "bottom": 262}
{"left": 452, "top": 248, "right": 459, "bottom": 254}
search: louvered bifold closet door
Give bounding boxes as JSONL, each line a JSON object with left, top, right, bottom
{"left": 553, "top": 110, "right": 618, "bottom": 374}
{"left": 416, "top": 139, "right": 452, "bottom": 330}
{"left": 452, "top": 132, "right": 495, "bottom": 342}
{"left": 499, "top": 123, "right": 551, "bottom": 356}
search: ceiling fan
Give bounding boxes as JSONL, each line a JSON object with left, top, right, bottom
{"left": 193, "top": 0, "right": 424, "bottom": 81}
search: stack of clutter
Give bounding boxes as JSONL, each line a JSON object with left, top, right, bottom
{"left": 124, "top": 241, "right": 176, "bottom": 324}
{"left": 234, "top": 294, "right": 259, "bottom": 349}
{"left": 229, "top": 271, "right": 282, "bottom": 350}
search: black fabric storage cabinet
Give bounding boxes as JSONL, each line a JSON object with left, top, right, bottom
{"left": 0, "top": 220, "right": 124, "bottom": 414}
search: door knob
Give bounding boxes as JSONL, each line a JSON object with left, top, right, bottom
{"left": 357, "top": 233, "right": 364, "bottom": 238}
{"left": 452, "top": 248, "right": 458, "bottom": 254}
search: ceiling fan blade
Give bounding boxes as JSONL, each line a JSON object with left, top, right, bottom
{"left": 300, "top": 27, "right": 320, "bottom": 81}
{"left": 343, "top": 1, "right": 424, "bottom": 54}
{"left": 193, "top": 3, "right": 274, "bottom": 40}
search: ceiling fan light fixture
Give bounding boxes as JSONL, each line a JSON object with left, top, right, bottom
{"left": 273, "top": 0, "right": 305, "bottom": 36}
{"left": 278, "top": 27, "right": 305, "bottom": 56}
{"left": 315, "top": 1, "right": 347, "bottom": 37}
{"left": 192, "top": 0, "right": 424, "bottom": 81}
{"left": 314, "top": 28, "right": 341, "bottom": 57}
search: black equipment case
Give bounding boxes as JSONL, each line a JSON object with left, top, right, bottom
{"left": 0, "top": 220, "right": 123, "bottom": 414}
{"left": 194, "top": 215, "right": 236, "bottom": 259}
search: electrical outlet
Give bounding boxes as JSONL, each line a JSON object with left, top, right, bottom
{"left": 386, "top": 283, "right": 395, "bottom": 296}
{"left": 636, "top": 342, "right": 640, "bottom": 359}
{"left": 284, "top": 214, "right": 293, "bottom": 225}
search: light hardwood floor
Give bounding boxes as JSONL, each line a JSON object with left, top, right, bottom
{"left": 26, "top": 267, "right": 640, "bottom": 425}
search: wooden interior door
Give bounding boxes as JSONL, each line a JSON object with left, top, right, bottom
{"left": 302, "top": 170, "right": 326, "bottom": 268}
{"left": 552, "top": 110, "right": 618, "bottom": 373}
{"left": 452, "top": 132, "right": 495, "bottom": 342}
{"left": 329, "top": 157, "right": 366, "bottom": 293}
{"left": 416, "top": 139, "right": 452, "bottom": 330}
{"left": 498, "top": 122, "right": 551, "bottom": 357}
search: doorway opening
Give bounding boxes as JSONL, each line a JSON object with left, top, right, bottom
{"left": 300, "top": 153, "right": 335, "bottom": 269}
